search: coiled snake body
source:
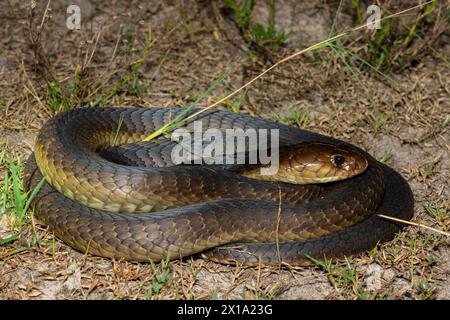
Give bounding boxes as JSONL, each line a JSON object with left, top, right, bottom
{"left": 24, "top": 107, "right": 414, "bottom": 265}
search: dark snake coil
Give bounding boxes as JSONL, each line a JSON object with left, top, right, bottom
{"left": 24, "top": 107, "right": 414, "bottom": 265}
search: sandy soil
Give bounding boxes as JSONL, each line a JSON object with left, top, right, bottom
{"left": 0, "top": 0, "right": 448, "bottom": 299}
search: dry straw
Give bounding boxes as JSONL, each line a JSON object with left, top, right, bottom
{"left": 378, "top": 214, "right": 449, "bottom": 237}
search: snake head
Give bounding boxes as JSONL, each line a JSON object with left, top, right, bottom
{"left": 275, "top": 142, "right": 369, "bottom": 184}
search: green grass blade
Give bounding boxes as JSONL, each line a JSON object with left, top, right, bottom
{"left": 112, "top": 115, "right": 125, "bottom": 146}
{"left": 1, "top": 170, "right": 9, "bottom": 213}
{"left": 328, "top": 44, "right": 370, "bottom": 97}
{"left": 143, "top": 69, "right": 231, "bottom": 141}
{"left": 8, "top": 160, "right": 26, "bottom": 219}
{"left": 329, "top": 43, "right": 395, "bottom": 83}
{"left": 329, "top": 0, "right": 344, "bottom": 37}
{"left": 0, "top": 234, "right": 19, "bottom": 246}
{"left": 23, "top": 177, "right": 45, "bottom": 215}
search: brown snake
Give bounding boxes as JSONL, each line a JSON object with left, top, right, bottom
{"left": 24, "top": 107, "right": 414, "bottom": 265}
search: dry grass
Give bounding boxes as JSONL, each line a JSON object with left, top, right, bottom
{"left": 0, "top": 0, "right": 449, "bottom": 300}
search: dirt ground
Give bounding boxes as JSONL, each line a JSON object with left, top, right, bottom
{"left": 0, "top": 1, "right": 449, "bottom": 300}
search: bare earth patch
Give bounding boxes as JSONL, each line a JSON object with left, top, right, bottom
{"left": 0, "top": 1, "right": 448, "bottom": 300}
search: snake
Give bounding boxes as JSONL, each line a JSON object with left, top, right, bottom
{"left": 24, "top": 107, "right": 414, "bottom": 265}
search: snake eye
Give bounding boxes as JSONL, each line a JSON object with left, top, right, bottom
{"left": 331, "top": 154, "right": 346, "bottom": 167}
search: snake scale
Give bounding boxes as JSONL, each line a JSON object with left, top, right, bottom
{"left": 24, "top": 107, "right": 414, "bottom": 265}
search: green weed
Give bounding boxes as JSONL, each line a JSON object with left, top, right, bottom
{"left": 143, "top": 69, "right": 230, "bottom": 141}
{"left": 308, "top": 255, "right": 373, "bottom": 300}
{"left": 145, "top": 256, "right": 174, "bottom": 299}
{"left": 287, "top": 106, "right": 310, "bottom": 128}
{"left": 225, "top": 0, "right": 288, "bottom": 50}
{"left": 378, "top": 151, "right": 393, "bottom": 164}
{"left": 414, "top": 280, "right": 436, "bottom": 299}
{"left": 0, "top": 147, "right": 44, "bottom": 243}
{"left": 271, "top": 106, "right": 310, "bottom": 128}
{"left": 222, "top": 92, "right": 245, "bottom": 113}
{"left": 324, "top": 0, "right": 395, "bottom": 101}
{"left": 423, "top": 204, "right": 449, "bottom": 222}
{"left": 352, "top": 0, "right": 445, "bottom": 71}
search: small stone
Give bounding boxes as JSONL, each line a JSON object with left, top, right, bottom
{"left": 63, "top": 270, "right": 82, "bottom": 291}
{"left": 276, "top": 276, "right": 332, "bottom": 300}
{"left": 392, "top": 278, "right": 410, "bottom": 296}
{"left": 382, "top": 268, "right": 396, "bottom": 283}
{"left": 364, "top": 264, "right": 383, "bottom": 291}
{"left": 436, "top": 278, "right": 450, "bottom": 300}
